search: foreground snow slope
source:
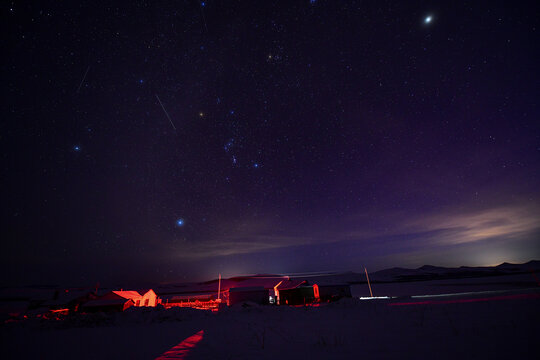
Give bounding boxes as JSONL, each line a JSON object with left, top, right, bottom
{"left": 2, "top": 289, "right": 538, "bottom": 359}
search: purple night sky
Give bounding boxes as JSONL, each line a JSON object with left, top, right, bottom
{"left": 3, "top": 1, "right": 539, "bottom": 286}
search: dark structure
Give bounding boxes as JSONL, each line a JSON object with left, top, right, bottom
{"left": 81, "top": 298, "right": 135, "bottom": 312}
{"left": 275, "top": 282, "right": 352, "bottom": 305}
{"left": 278, "top": 285, "right": 316, "bottom": 306}
{"left": 42, "top": 289, "right": 97, "bottom": 312}
{"left": 81, "top": 291, "right": 141, "bottom": 312}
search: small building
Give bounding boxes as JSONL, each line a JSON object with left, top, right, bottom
{"left": 43, "top": 289, "right": 97, "bottom": 312}
{"left": 82, "top": 298, "right": 135, "bottom": 312}
{"left": 139, "top": 289, "right": 158, "bottom": 307}
{"left": 227, "top": 287, "right": 269, "bottom": 306}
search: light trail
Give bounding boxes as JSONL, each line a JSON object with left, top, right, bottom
{"left": 411, "top": 287, "right": 540, "bottom": 299}
{"left": 360, "top": 296, "right": 391, "bottom": 300}
{"left": 388, "top": 293, "right": 540, "bottom": 306}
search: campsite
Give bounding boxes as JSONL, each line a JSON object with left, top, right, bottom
{"left": 2, "top": 262, "right": 539, "bottom": 359}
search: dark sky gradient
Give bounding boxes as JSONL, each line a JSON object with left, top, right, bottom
{"left": 3, "top": 1, "right": 539, "bottom": 286}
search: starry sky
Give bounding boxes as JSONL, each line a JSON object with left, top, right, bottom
{"left": 3, "top": 1, "right": 539, "bottom": 286}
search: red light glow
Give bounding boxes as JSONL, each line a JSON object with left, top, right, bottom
{"left": 313, "top": 284, "right": 320, "bottom": 299}
{"left": 155, "top": 330, "right": 204, "bottom": 360}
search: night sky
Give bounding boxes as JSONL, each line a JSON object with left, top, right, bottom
{"left": 3, "top": 1, "right": 539, "bottom": 286}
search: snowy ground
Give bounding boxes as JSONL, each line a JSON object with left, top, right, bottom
{"left": 351, "top": 273, "right": 538, "bottom": 297}
{"left": 2, "top": 276, "right": 539, "bottom": 359}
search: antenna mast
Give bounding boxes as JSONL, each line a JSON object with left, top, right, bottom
{"left": 217, "top": 273, "right": 221, "bottom": 301}
{"left": 364, "top": 267, "right": 373, "bottom": 297}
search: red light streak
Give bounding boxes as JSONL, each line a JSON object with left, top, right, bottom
{"left": 155, "top": 330, "right": 204, "bottom": 359}
{"left": 530, "top": 269, "right": 540, "bottom": 286}
{"left": 388, "top": 293, "right": 540, "bottom": 306}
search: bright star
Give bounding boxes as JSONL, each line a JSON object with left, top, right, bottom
{"left": 73, "top": 145, "right": 81, "bottom": 151}
{"left": 424, "top": 15, "right": 433, "bottom": 24}
{"left": 139, "top": 79, "right": 144, "bottom": 84}
{"left": 176, "top": 218, "right": 185, "bottom": 227}
{"left": 253, "top": 163, "right": 259, "bottom": 168}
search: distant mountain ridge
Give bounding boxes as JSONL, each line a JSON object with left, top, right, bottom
{"left": 182, "top": 260, "right": 540, "bottom": 288}
{"left": 369, "top": 260, "right": 540, "bottom": 283}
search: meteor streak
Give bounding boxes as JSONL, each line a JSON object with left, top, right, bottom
{"left": 155, "top": 94, "right": 177, "bottom": 131}
{"left": 76, "top": 66, "right": 90, "bottom": 93}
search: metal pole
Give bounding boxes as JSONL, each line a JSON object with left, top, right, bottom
{"left": 218, "top": 273, "right": 221, "bottom": 301}
{"left": 365, "top": 267, "right": 373, "bottom": 297}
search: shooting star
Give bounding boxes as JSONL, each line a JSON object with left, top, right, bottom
{"left": 76, "top": 66, "right": 90, "bottom": 93}
{"left": 155, "top": 94, "right": 177, "bottom": 131}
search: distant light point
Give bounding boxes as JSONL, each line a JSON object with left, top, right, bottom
{"left": 176, "top": 218, "right": 185, "bottom": 227}
{"left": 201, "top": 1, "right": 206, "bottom": 6}
{"left": 199, "top": 112, "right": 205, "bottom": 117}
{"left": 73, "top": 145, "right": 81, "bottom": 152}
{"left": 253, "top": 163, "right": 259, "bottom": 168}
{"left": 139, "top": 79, "right": 144, "bottom": 84}
{"left": 424, "top": 15, "right": 433, "bottom": 24}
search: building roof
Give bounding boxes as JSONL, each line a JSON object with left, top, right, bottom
{"left": 112, "top": 291, "right": 142, "bottom": 300}
{"left": 138, "top": 289, "right": 156, "bottom": 296}
{"left": 275, "top": 280, "right": 307, "bottom": 291}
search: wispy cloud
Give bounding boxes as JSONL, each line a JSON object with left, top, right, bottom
{"left": 176, "top": 235, "right": 312, "bottom": 259}
{"left": 173, "top": 220, "right": 313, "bottom": 259}
{"left": 172, "top": 202, "right": 539, "bottom": 260}
{"left": 403, "top": 204, "right": 540, "bottom": 245}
